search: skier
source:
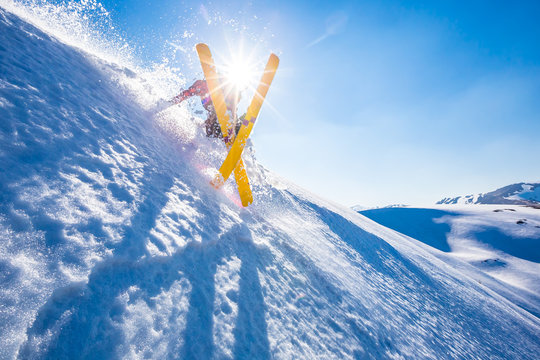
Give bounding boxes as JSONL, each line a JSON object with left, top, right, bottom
{"left": 172, "top": 79, "right": 242, "bottom": 138}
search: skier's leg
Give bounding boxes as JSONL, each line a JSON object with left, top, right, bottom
{"left": 205, "top": 112, "right": 222, "bottom": 138}
{"left": 236, "top": 114, "right": 245, "bottom": 135}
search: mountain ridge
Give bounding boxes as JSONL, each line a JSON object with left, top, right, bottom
{"left": 438, "top": 182, "right": 540, "bottom": 206}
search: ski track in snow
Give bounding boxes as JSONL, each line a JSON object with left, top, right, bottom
{"left": 1, "top": 5, "right": 540, "bottom": 360}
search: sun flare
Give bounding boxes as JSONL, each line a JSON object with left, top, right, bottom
{"left": 221, "top": 53, "right": 259, "bottom": 91}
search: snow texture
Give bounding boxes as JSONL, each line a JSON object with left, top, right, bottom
{"left": 360, "top": 206, "right": 540, "bottom": 317}
{"left": 1, "top": 4, "right": 540, "bottom": 360}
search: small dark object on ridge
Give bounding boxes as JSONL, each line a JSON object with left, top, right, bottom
{"left": 516, "top": 219, "right": 526, "bottom": 225}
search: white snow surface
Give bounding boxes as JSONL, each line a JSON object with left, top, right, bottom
{"left": 360, "top": 205, "right": 540, "bottom": 316}
{"left": 507, "top": 184, "right": 540, "bottom": 202}
{"left": 1, "top": 4, "right": 540, "bottom": 360}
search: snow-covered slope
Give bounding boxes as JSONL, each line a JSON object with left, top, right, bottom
{"left": 438, "top": 182, "right": 540, "bottom": 206}
{"left": 360, "top": 205, "right": 540, "bottom": 316}
{"left": 1, "top": 4, "right": 540, "bottom": 360}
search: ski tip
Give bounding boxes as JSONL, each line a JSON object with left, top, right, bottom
{"left": 241, "top": 197, "right": 253, "bottom": 207}
{"left": 196, "top": 43, "right": 209, "bottom": 51}
{"left": 269, "top": 53, "right": 280, "bottom": 66}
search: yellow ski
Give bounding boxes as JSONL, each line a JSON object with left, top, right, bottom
{"left": 211, "top": 53, "right": 279, "bottom": 189}
{"left": 196, "top": 43, "right": 253, "bottom": 206}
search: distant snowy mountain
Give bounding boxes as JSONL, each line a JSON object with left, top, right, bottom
{"left": 350, "top": 205, "right": 367, "bottom": 212}
{"left": 438, "top": 182, "right": 540, "bottom": 206}
{"left": 1, "top": 3, "right": 540, "bottom": 360}
{"left": 351, "top": 204, "right": 408, "bottom": 211}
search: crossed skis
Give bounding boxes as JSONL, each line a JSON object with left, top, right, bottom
{"left": 196, "top": 43, "right": 279, "bottom": 207}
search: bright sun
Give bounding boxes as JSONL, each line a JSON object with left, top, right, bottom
{"left": 222, "top": 53, "right": 258, "bottom": 91}
{"left": 224, "top": 61, "right": 252, "bottom": 89}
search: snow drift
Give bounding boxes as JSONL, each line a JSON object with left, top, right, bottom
{"left": 1, "top": 4, "right": 540, "bottom": 359}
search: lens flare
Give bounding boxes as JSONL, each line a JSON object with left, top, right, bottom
{"left": 221, "top": 51, "right": 259, "bottom": 92}
{"left": 223, "top": 60, "right": 254, "bottom": 90}
{"left": 211, "top": 40, "right": 284, "bottom": 122}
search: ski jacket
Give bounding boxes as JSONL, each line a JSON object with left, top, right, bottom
{"left": 172, "top": 79, "right": 213, "bottom": 111}
{"left": 172, "top": 79, "right": 242, "bottom": 139}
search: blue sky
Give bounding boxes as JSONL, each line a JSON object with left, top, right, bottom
{"left": 97, "top": 0, "right": 540, "bottom": 206}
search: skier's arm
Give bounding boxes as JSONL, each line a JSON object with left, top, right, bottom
{"left": 171, "top": 89, "right": 192, "bottom": 104}
{"left": 171, "top": 80, "right": 208, "bottom": 104}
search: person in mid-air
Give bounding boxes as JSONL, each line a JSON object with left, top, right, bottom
{"left": 172, "top": 79, "right": 241, "bottom": 138}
